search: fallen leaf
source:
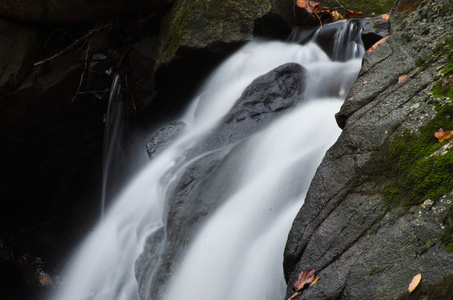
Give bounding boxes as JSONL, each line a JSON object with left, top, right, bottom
{"left": 296, "top": 0, "right": 321, "bottom": 13}
{"left": 434, "top": 128, "right": 453, "bottom": 142}
{"left": 288, "top": 269, "right": 316, "bottom": 300}
{"left": 381, "top": 14, "right": 390, "bottom": 20}
{"left": 408, "top": 273, "right": 421, "bottom": 293}
{"left": 344, "top": 8, "right": 362, "bottom": 19}
{"left": 360, "top": 81, "right": 368, "bottom": 85}
{"left": 368, "top": 36, "right": 390, "bottom": 52}
{"left": 310, "top": 276, "right": 320, "bottom": 286}
{"left": 295, "top": 269, "right": 316, "bottom": 291}
{"left": 398, "top": 74, "right": 408, "bottom": 84}
{"left": 331, "top": 9, "right": 344, "bottom": 21}
{"left": 37, "top": 275, "right": 55, "bottom": 288}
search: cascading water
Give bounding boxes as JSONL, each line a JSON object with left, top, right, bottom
{"left": 52, "top": 20, "right": 365, "bottom": 300}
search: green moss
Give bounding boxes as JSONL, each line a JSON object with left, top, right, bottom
{"left": 365, "top": 104, "right": 453, "bottom": 251}
{"left": 321, "top": 0, "right": 395, "bottom": 16}
{"left": 431, "top": 78, "right": 453, "bottom": 99}
{"left": 370, "top": 105, "right": 453, "bottom": 209}
{"left": 416, "top": 37, "right": 453, "bottom": 71}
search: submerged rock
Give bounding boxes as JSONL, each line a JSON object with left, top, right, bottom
{"left": 146, "top": 120, "right": 186, "bottom": 160}
{"left": 284, "top": 0, "right": 453, "bottom": 299}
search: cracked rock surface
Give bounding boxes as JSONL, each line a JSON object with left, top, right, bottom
{"left": 283, "top": 0, "right": 453, "bottom": 299}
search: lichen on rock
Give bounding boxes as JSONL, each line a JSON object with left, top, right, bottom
{"left": 284, "top": 0, "right": 453, "bottom": 299}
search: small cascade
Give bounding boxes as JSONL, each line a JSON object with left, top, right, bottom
{"left": 289, "top": 19, "right": 365, "bottom": 61}
{"left": 52, "top": 21, "right": 366, "bottom": 300}
{"left": 101, "top": 74, "right": 129, "bottom": 218}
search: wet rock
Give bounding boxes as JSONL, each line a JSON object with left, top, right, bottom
{"left": 284, "top": 0, "right": 453, "bottom": 299}
{"left": 204, "top": 63, "right": 306, "bottom": 150}
{"left": 146, "top": 120, "right": 186, "bottom": 160}
{"left": 138, "top": 62, "right": 305, "bottom": 298}
{"left": 359, "top": 16, "right": 391, "bottom": 50}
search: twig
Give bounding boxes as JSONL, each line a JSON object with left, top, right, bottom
{"left": 334, "top": 0, "right": 346, "bottom": 11}
{"left": 71, "top": 38, "right": 93, "bottom": 102}
{"left": 314, "top": 11, "right": 323, "bottom": 27}
{"left": 34, "top": 22, "right": 112, "bottom": 67}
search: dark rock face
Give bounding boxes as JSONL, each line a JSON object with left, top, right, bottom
{"left": 0, "top": 19, "right": 39, "bottom": 93}
{"left": 136, "top": 63, "right": 306, "bottom": 299}
{"left": 284, "top": 0, "right": 453, "bottom": 299}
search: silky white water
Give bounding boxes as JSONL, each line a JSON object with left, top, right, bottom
{"left": 52, "top": 21, "right": 364, "bottom": 300}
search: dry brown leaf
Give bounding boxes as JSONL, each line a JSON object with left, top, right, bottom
{"left": 398, "top": 74, "right": 408, "bottom": 84}
{"left": 295, "top": 269, "right": 316, "bottom": 291}
{"left": 368, "top": 35, "right": 390, "bottom": 52}
{"left": 434, "top": 128, "right": 453, "bottom": 142}
{"left": 344, "top": 8, "right": 362, "bottom": 19}
{"left": 310, "top": 276, "right": 320, "bottom": 286}
{"left": 381, "top": 14, "right": 390, "bottom": 20}
{"left": 331, "top": 10, "right": 344, "bottom": 21}
{"left": 296, "top": 0, "right": 321, "bottom": 13}
{"left": 288, "top": 269, "right": 316, "bottom": 300}
{"left": 37, "top": 275, "right": 56, "bottom": 288}
{"left": 408, "top": 273, "right": 422, "bottom": 293}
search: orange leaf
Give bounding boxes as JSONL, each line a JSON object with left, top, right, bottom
{"left": 381, "top": 14, "right": 390, "bottom": 20}
{"left": 296, "top": 0, "right": 321, "bottom": 13}
{"left": 331, "top": 9, "right": 344, "bottom": 21}
{"left": 398, "top": 74, "right": 407, "bottom": 84}
{"left": 408, "top": 273, "right": 421, "bottom": 293}
{"left": 344, "top": 8, "right": 362, "bottom": 19}
{"left": 294, "top": 268, "right": 316, "bottom": 291}
{"left": 368, "top": 35, "right": 390, "bottom": 52}
{"left": 434, "top": 128, "right": 453, "bottom": 142}
{"left": 37, "top": 275, "right": 55, "bottom": 288}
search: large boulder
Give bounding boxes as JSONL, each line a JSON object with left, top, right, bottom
{"left": 284, "top": 0, "right": 453, "bottom": 299}
{"left": 153, "top": 0, "right": 300, "bottom": 111}
{"left": 0, "top": 0, "right": 173, "bottom": 23}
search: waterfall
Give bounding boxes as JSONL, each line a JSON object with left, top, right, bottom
{"left": 51, "top": 20, "right": 364, "bottom": 300}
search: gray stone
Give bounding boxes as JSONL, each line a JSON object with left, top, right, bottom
{"left": 284, "top": 0, "right": 453, "bottom": 299}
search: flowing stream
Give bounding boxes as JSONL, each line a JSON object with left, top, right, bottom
{"left": 52, "top": 20, "right": 365, "bottom": 300}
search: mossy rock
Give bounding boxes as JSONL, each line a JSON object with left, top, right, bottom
{"left": 153, "top": 0, "right": 298, "bottom": 112}
{"left": 321, "top": 0, "right": 395, "bottom": 16}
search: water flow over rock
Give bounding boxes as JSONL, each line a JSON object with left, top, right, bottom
{"left": 51, "top": 20, "right": 365, "bottom": 300}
